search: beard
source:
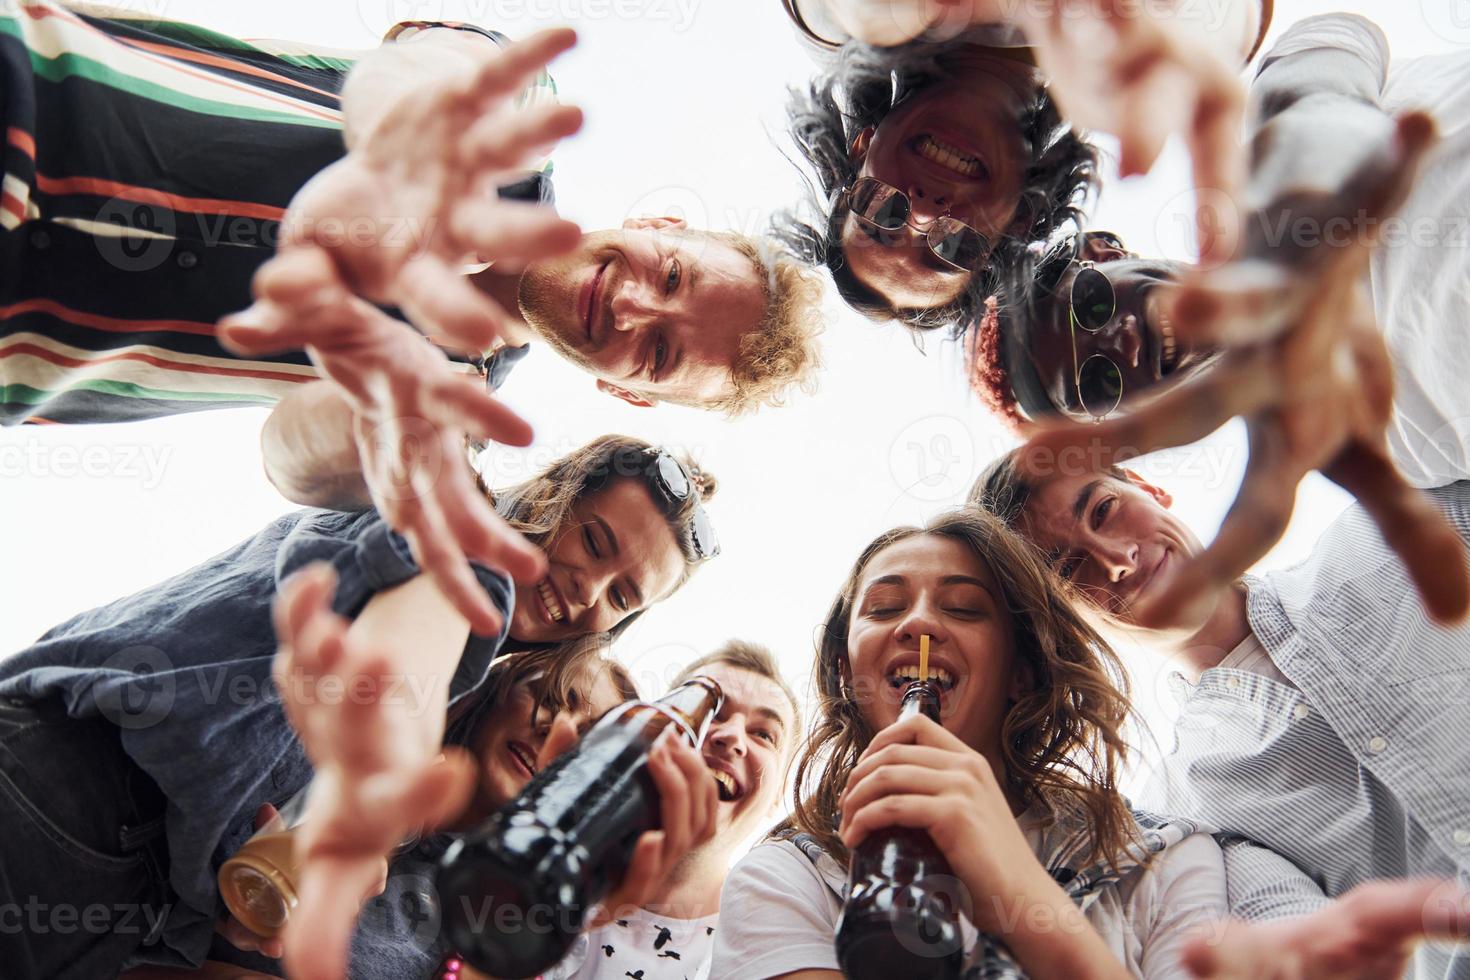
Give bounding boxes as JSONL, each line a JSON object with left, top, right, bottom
{"left": 517, "top": 247, "right": 604, "bottom": 374}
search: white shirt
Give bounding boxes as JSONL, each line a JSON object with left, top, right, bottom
{"left": 1268, "top": 14, "right": 1470, "bottom": 488}
{"left": 1216, "top": 631, "right": 1295, "bottom": 687}
{"left": 708, "top": 828, "right": 1226, "bottom": 980}
{"left": 543, "top": 906, "right": 717, "bottom": 980}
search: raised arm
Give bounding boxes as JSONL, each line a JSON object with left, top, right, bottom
{"left": 261, "top": 380, "right": 369, "bottom": 511}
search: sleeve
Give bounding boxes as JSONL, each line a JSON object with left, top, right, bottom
{"left": 1255, "top": 13, "right": 1389, "bottom": 86}
{"left": 708, "top": 842, "right": 844, "bottom": 980}
{"left": 1218, "top": 836, "right": 1333, "bottom": 924}
{"left": 274, "top": 508, "right": 514, "bottom": 703}
{"left": 1135, "top": 833, "right": 1230, "bottom": 980}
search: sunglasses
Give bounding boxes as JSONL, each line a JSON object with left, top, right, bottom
{"left": 643, "top": 448, "right": 720, "bottom": 561}
{"left": 1039, "top": 233, "right": 1125, "bottom": 421}
{"left": 845, "top": 177, "right": 990, "bottom": 272}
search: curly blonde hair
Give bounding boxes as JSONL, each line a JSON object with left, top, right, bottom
{"left": 774, "top": 509, "right": 1139, "bottom": 871}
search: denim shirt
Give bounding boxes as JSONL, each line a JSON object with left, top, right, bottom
{"left": 0, "top": 508, "right": 514, "bottom": 970}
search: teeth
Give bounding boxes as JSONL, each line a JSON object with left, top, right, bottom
{"left": 917, "top": 135, "right": 982, "bottom": 178}
{"left": 537, "top": 580, "right": 565, "bottom": 623}
{"left": 711, "top": 770, "right": 737, "bottom": 799}
{"left": 1160, "top": 317, "right": 1177, "bottom": 370}
{"left": 888, "top": 664, "right": 956, "bottom": 687}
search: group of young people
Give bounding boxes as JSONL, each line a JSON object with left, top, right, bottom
{"left": 2, "top": 0, "right": 1468, "bottom": 979}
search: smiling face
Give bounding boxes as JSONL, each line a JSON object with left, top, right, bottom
{"left": 507, "top": 477, "right": 686, "bottom": 645}
{"left": 844, "top": 533, "right": 1021, "bottom": 758}
{"left": 839, "top": 58, "right": 1035, "bottom": 312}
{"left": 1026, "top": 241, "right": 1214, "bottom": 421}
{"left": 472, "top": 663, "right": 630, "bottom": 816}
{"left": 695, "top": 661, "right": 796, "bottom": 847}
{"left": 1017, "top": 470, "right": 1204, "bottom": 628}
{"left": 517, "top": 219, "right": 767, "bottom": 408}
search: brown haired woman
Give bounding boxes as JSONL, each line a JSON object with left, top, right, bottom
{"left": 0, "top": 435, "right": 718, "bottom": 980}
{"left": 709, "top": 508, "right": 1227, "bottom": 979}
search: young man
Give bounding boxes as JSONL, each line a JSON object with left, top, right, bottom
{"left": 525, "top": 641, "right": 803, "bottom": 980}
{"left": 970, "top": 13, "right": 1470, "bottom": 627}
{"left": 969, "top": 453, "right": 1470, "bottom": 979}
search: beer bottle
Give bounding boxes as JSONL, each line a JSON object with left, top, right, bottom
{"left": 218, "top": 827, "right": 300, "bottom": 938}
{"left": 834, "top": 679, "right": 964, "bottom": 980}
{"left": 437, "top": 675, "right": 724, "bottom": 978}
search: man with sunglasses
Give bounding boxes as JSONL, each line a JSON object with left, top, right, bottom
{"left": 970, "top": 12, "right": 1470, "bottom": 630}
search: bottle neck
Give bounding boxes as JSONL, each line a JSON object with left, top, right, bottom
{"left": 649, "top": 676, "right": 725, "bottom": 745}
{"left": 897, "top": 681, "right": 942, "bottom": 724}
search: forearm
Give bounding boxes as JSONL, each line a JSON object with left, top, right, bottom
{"left": 261, "top": 381, "right": 371, "bottom": 510}
{"left": 341, "top": 29, "right": 492, "bottom": 150}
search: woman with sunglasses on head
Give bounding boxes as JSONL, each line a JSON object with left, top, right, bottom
{"left": 0, "top": 434, "right": 719, "bottom": 980}
{"left": 775, "top": 0, "right": 1271, "bottom": 331}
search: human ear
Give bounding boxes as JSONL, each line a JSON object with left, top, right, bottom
{"left": 620, "top": 215, "right": 689, "bottom": 232}
{"left": 595, "top": 379, "right": 657, "bottom": 408}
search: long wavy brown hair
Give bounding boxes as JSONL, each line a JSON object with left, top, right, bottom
{"left": 775, "top": 508, "right": 1138, "bottom": 870}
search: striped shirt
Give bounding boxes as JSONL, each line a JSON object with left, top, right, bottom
{"left": 0, "top": 3, "right": 553, "bottom": 424}
{"left": 1140, "top": 481, "right": 1470, "bottom": 979}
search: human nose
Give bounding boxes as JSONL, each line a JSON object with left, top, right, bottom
{"left": 707, "top": 716, "right": 748, "bottom": 757}
{"left": 1089, "top": 537, "right": 1139, "bottom": 583}
{"left": 609, "top": 277, "right": 656, "bottom": 332}
{"left": 906, "top": 182, "right": 947, "bottom": 223}
{"left": 894, "top": 597, "right": 948, "bottom": 647}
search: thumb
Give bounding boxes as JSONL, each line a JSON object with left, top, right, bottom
{"left": 254, "top": 802, "right": 287, "bottom": 834}
{"left": 1181, "top": 930, "right": 1226, "bottom": 979}
{"left": 534, "top": 711, "right": 583, "bottom": 771}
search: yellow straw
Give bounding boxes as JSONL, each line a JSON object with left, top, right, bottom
{"left": 919, "top": 634, "right": 930, "bottom": 683}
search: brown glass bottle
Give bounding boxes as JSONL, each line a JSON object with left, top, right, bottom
{"left": 218, "top": 828, "right": 300, "bottom": 938}
{"left": 437, "top": 675, "right": 724, "bottom": 979}
{"left": 834, "top": 679, "right": 964, "bottom": 980}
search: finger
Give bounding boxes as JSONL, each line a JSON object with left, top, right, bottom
{"left": 1135, "top": 424, "right": 1303, "bottom": 629}
{"left": 1014, "top": 354, "right": 1276, "bottom": 480}
{"left": 1323, "top": 442, "right": 1470, "bottom": 624}
{"left": 432, "top": 375, "right": 535, "bottom": 448}
{"left": 589, "top": 832, "right": 663, "bottom": 929}
{"left": 534, "top": 711, "right": 584, "bottom": 773}
{"left": 393, "top": 253, "right": 515, "bottom": 354}
{"left": 462, "top": 27, "right": 578, "bottom": 109}
{"left": 459, "top": 102, "right": 584, "bottom": 175}
{"left": 842, "top": 744, "right": 966, "bottom": 808}
{"left": 447, "top": 199, "right": 582, "bottom": 271}
{"left": 1115, "top": 57, "right": 1189, "bottom": 179}
{"left": 840, "top": 794, "right": 947, "bottom": 851}
{"left": 254, "top": 803, "right": 286, "bottom": 835}
{"left": 1181, "top": 921, "right": 1251, "bottom": 979}
{"left": 432, "top": 459, "right": 548, "bottom": 586}
{"left": 1186, "top": 69, "right": 1246, "bottom": 267}
{"left": 647, "top": 739, "right": 694, "bottom": 861}
{"left": 856, "top": 712, "right": 962, "bottom": 763}
{"left": 665, "top": 735, "right": 717, "bottom": 848}
{"left": 402, "top": 501, "right": 505, "bottom": 636}
{"left": 1166, "top": 261, "right": 1302, "bottom": 347}
{"left": 839, "top": 764, "right": 956, "bottom": 833}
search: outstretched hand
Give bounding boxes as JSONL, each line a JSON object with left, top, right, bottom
{"left": 221, "top": 30, "right": 584, "bottom": 629}
{"left": 1184, "top": 878, "right": 1470, "bottom": 979}
{"left": 271, "top": 565, "right": 478, "bottom": 980}
{"left": 1018, "top": 112, "right": 1470, "bottom": 629}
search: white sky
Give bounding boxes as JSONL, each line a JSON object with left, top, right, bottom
{"left": 2, "top": 1, "right": 1459, "bottom": 794}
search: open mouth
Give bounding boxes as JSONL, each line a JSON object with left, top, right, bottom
{"left": 535, "top": 578, "right": 566, "bottom": 625}
{"left": 885, "top": 663, "right": 958, "bottom": 691}
{"left": 708, "top": 764, "right": 744, "bottom": 803}
{"left": 507, "top": 741, "right": 538, "bottom": 779}
{"left": 910, "top": 134, "right": 987, "bottom": 180}
{"left": 1145, "top": 291, "right": 1180, "bottom": 377}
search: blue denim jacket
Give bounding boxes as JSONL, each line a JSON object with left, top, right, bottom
{"left": 0, "top": 508, "right": 514, "bottom": 970}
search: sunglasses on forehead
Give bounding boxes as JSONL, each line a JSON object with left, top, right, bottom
{"left": 845, "top": 177, "right": 991, "bottom": 272}
{"left": 642, "top": 448, "right": 720, "bottom": 562}
{"left": 1038, "top": 232, "right": 1126, "bottom": 421}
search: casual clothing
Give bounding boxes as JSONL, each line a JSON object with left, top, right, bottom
{"left": 1140, "top": 482, "right": 1470, "bottom": 979}
{"left": 0, "top": 3, "right": 553, "bottom": 425}
{"left": 1257, "top": 13, "right": 1470, "bottom": 488}
{"left": 709, "top": 807, "right": 1227, "bottom": 980}
{"left": 0, "top": 507, "right": 515, "bottom": 974}
{"left": 545, "top": 907, "right": 718, "bottom": 980}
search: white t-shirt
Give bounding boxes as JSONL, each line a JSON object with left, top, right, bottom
{"left": 543, "top": 906, "right": 718, "bottom": 980}
{"left": 708, "top": 826, "right": 1226, "bottom": 980}
{"left": 1266, "top": 14, "right": 1470, "bottom": 488}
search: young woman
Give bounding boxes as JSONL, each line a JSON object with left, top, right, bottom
{"left": 776, "top": 0, "right": 1269, "bottom": 332}
{"left": 709, "top": 509, "right": 1228, "bottom": 979}
{"left": 0, "top": 434, "right": 718, "bottom": 980}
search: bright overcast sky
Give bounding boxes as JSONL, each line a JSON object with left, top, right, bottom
{"left": 2, "top": 0, "right": 1461, "bottom": 791}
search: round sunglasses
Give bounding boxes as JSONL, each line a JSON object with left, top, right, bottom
{"left": 1037, "top": 232, "right": 1126, "bottom": 421}
{"left": 643, "top": 448, "right": 720, "bottom": 561}
{"left": 845, "top": 177, "right": 990, "bottom": 272}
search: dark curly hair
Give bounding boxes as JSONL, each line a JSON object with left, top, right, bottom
{"left": 774, "top": 40, "right": 1099, "bottom": 334}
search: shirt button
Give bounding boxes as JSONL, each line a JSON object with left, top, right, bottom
{"left": 1454, "top": 829, "right": 1470, "bottom": 848}
{"left": 29, "top": 229, "right": 50, "bottom": 250}
{"left": 1292, "top": 704, "right": 1310, "bottom": 721}
{"left": 176, "top": 250, "right": 198, "bottom": 269}
{"left": 1367, "top": 735, "right": 1388, "bottom": 754}
{"left": 1225, "top": 676, "right": 1241, "bottom": 690}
